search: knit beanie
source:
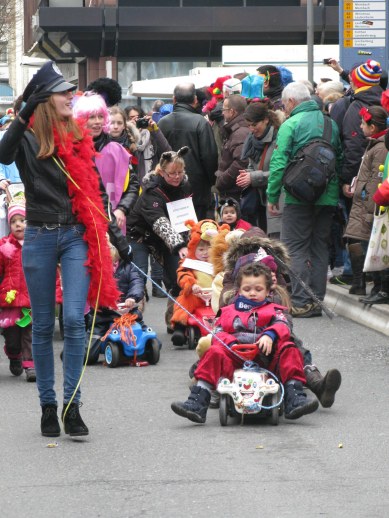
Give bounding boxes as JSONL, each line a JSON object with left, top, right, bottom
{"left": 351, "top": 60, "right": 382, "bottom": 89}
{"left": 232, "top": 248, "right": 278, "bottom": 280}
{"left": 219, "top": 198, "right": 241, "bottom": 220}
{"left": 7, "top": 202, "right": 26, "bottom": 224}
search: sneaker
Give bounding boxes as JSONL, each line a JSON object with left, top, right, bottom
{"left": 9, "top": 359, "right": 23, "bottom": 377}
{"left": 62, "top": 403, "right": 89, "bottom": 437}
{"left": 25, "top": 368, "right": 36, "bottom": 382}
{"left": 41, "top": 404, "right": 61, "bottom": 437}
{"left": 284, "top": 380, "right": 319, "bottom": 420}
{"left": 291, "top": 303, "right": 322, "bottom": 318}
{"left": 329, "top": 274, "right": 353, "bottom": 286}
{"left": 331, "top": 266, "right": 344, "bottom": 277}
{"left": 171, "top": 386, "right": 211, "bottom": 424}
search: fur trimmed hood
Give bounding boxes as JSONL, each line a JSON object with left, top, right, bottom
{"left": 224, "top": 234, "right": 290, "bottom": 273}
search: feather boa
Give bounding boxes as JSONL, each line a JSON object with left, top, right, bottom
{"left": 52, "top": 125, "right": 120, "bottom": 308}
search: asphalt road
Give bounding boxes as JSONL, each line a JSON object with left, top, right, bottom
{"left": 0, "top": 292, "right": 388, "bottom": 518}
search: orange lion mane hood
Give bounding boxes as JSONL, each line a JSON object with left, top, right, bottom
{"left": 185, "top": 219, "right": 230, "bottom": 259}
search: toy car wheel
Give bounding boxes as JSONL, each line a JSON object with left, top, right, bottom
{"left": 145, "top": 338, "right": 160, "bottom": 365}
{"left": 270, "top": 392, "right": 280, "bottom": 426}
{"left": 86, "top": 349, "right": 100, "bottom": 366}
{"left": 105, "top": 341, "right": 120, "bottom": 368}
{"left": 187, "top": 326, "right": 200, "bottom": 350}
{"left": 219, "top": 394, "right": 229, "bottom": 426}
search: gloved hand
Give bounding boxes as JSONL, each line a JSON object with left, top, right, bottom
{"left": 118, "top": 244, "right": 133, "bottom": 264}
{"left": 19, "top": 85, "right": 52, "bottom": 123}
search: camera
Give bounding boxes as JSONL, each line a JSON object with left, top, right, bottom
{"left": 136, "top": 117, "right": 150, "bottom": 129}
{"left": 323, "top": 58, "right": 331, "bottom": 65}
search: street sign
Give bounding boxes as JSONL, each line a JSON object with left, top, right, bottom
{"left": 339, "top": 0, "right": 388, "bottom": 75}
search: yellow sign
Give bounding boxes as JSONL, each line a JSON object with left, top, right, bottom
{"left": 344, "top": 12, "right": 353, "bottom": 20}
{"left": 344, "top": 39, "right": 353, "bottom": 48}
{"left": 344, "top": 30, "right": 353, "bottom": 38}
{"left": 344, "top": 21, "right": 354, "bottom": 29}
{"left": 344, "top": 2, "right": 353, "bottom": 10}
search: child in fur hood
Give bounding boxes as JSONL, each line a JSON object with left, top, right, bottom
{"left": 0, "top": 201, "right": 35, "bottom": 381}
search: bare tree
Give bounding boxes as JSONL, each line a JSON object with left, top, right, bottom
{"left": 0, "top": 0, "right": 17, "bottom": 52}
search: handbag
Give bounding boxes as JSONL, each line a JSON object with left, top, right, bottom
{"left": 240, "top": 144, "right": 269, "bottom": 214}
{"left": 363, "top": 207, "right": 389, "bottom": 272}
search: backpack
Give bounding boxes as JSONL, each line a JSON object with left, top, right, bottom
{"left": 282, "top": 116, "right": 337, "bottom": 203}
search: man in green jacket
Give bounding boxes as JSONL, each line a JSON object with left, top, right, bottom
{"left": 267, "top": 82, "right": 343, "bottom": 318}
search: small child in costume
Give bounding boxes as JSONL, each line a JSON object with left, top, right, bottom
{"left": 170, "top": 219, "right": 229, "bottom": 346}
{"left": 172, "top": 262, "right": 319, "bottom": 423}
{"left": 0, "top": 201, "right": 35, "bottom": 381}
{"left": 218, "top": 198, "right": 251, "bottom": 231}
{"left": 85, "top": 242, "right": 145, "bottom": 364}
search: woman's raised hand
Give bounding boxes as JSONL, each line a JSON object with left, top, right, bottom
{"left": 236, "top": 170, "right": 252, "bottom": 189}
{"left": 19, "top": 85, "right": 52, "bottom": 124}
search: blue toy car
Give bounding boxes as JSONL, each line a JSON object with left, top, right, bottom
{"left": 100, "top": 320, "right": 161, "bottom": 368}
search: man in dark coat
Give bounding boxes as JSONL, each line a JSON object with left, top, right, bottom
{"left": 158, "top": 82, "right": 218, "bottom": 219}
{"left": 215, "top": 94, "right": 250, "bottom": 200}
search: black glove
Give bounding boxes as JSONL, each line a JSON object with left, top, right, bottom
{"left": 19, "top": 85, "right": 52, "bottom": 123}
{"left": 118, "top": 244, "right": 133, "bottom": 264}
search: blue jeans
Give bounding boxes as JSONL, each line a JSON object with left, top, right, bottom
{"left": 22, "top": 224, "right": 90, "bottom": 406}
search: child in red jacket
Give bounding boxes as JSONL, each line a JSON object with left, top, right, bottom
{"left": 171, "top": 262, "right": 319, "bottom": 423}
{"left": 218, "top": 198, "right": 251, "bottom": 231}
{"left": 0, "top": 201, "right": 35, "bottom": 381}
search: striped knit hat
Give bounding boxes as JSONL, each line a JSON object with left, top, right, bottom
{"left": 351, "top": 60, "right": 382, "bottom": 89}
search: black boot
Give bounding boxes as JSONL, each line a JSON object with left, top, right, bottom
{"left": 152, "top": 280, "right": 167, "bottom": 298}
{"left": 41, "top": 404, "right": 61, "bottom": 437}
{"left": 62, "top": 403, "right": 89, "bottom": 437}
{"left": 359, "top": 271, "right": 382, "bottom": 303}
{"left": 171, "top": 323, "right": 186, "bottom": 346}
{"left": 304, "top": 365, "right": 342, "bottom": 408}
{"left": 9, "top": 359, "right": 23, "bottom": 376}
{"left": 284, "top": 380, "right": 319, "bottom": 419}
{"left": 348, "top": 243, "right": 366, "bottom": 295}
{"left": 171, "top": 385, "right": 211, "bottom": 424}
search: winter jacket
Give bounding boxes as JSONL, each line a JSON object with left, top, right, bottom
{"left": 267, "top": 100, "right": 343, "bottom": 206}
{"left": 126, "top": 173, "right": 191, "bottom": 257}
{"left": 0, "top": 234, "right": 30, "bottom": 308}
{"left": 158, "top": 103, "right": 218, "bottom": 214}
{"left": 212, "top": 301, "right": 291, "bottom": 349}
{"left": 115, "top": 261, "right": 144, "bottom": 303}
{"left": 340, "top": 85, "right": 383, "bottom": 185}
{"left": 215, "top": 114, "right": 250, "bottom": 199}
{"left": 243, "top": 124, "right": 283, "bottom": 234}
{"left": 344, "top": 133, "right": 388, "bottom": 241}
{"left": 0, "top": 117, "right": 129, "bottom": 255}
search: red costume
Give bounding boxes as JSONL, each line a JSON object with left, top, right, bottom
{"left": 171, "top": 219, "right": 229, "bottom": 326}
{"left": 194, "top": 300, "right": 306, "bottom": 387}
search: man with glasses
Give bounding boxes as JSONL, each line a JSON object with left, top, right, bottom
{"left": 214, "top": 95, "right": 250, "bottom": 201}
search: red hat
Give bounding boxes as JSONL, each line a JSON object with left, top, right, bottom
{"left": 7, "top": 202, "right": 26, "bottom": 224}
{"left": 207, "top": 75, "right": 232, "bottom": 99}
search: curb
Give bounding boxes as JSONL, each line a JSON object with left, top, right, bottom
{"left": 324, "top": 283, "right": 389, "bottom": 336}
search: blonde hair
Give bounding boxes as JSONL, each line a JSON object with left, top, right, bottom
{"left": 155, "top": 147, "right": 189, "bottom": 176}
{"left": 33, "top": 97, "right": 83, "bottom": 159}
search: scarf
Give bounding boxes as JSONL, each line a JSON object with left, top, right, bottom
{"left": 234, "top": 295, "right": 268, "bottom": 311}
{"left": 52, "top": 125, "right": 120, "bottom": 308}
{"left": 241, "top": 125, "right": 271, "bottom": 163}
{"left": 110, "top": 130, "right": 132, "bottom": 150}
{"left": 93, "top": 131, "right": 111, "bottom": 152}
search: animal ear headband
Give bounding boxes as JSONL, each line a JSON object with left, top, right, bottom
{"left": 161, "top": 146, "right": 189, "bottom": 162}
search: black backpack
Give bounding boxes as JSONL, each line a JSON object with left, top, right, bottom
{"left": 282, "top": 116, "right": 337, "bottom": 203}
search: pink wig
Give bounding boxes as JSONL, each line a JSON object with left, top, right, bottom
{"left": 73, "top": 92, "right": 110, "bottom": 133}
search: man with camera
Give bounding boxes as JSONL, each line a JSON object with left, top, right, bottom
{"left": 158, "top": 82, "right": 218, "bottom": 220}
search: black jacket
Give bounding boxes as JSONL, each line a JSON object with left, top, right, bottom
{"left": 115, "top": 261, "right": 144, "bottom": 303}
{"left": 0, "top": 117, "right": 129, "bottom": 254}
{"left": 127, "top": 173, "right": 191, "bottom": 258}
{"left": 158, "top": 103, "right": 218, "bottom": 213}
{"left": 340, "top": 85, "right": 383, "bottom": 185}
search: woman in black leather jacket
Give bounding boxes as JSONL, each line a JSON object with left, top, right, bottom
{"left": 0, "top": 61, "right": 131, "bottom": 439}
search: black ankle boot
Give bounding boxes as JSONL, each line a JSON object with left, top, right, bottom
{"left": 41, "top": 404, "right": 61, "bottom": 437}
{"left": 171, "top": 323, "right": 187, "bottom": 346}
{"left": 171, "top": 385, "right": 211, "bottom": 424}
{"left": 348, "top": 243, "right": 366, "bottom": 295}
{"left": 62, "top": 403, "right": 89, "bottom": 437}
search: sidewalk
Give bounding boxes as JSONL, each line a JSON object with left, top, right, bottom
{"left": 324, "top": 282, "right": 389, "bottom": 336}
